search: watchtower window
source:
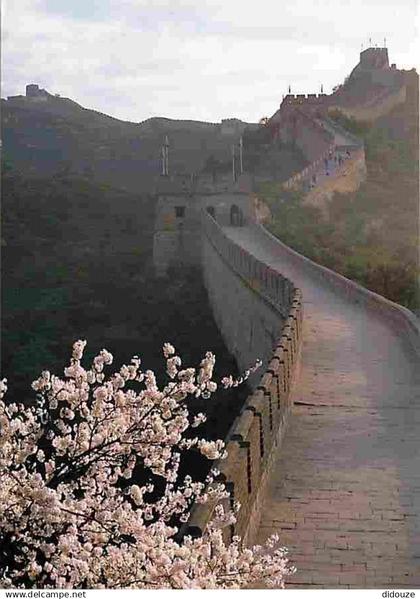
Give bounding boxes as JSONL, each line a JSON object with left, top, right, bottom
{"left": 175, "top": 206, "right": 186, "bottom": 218}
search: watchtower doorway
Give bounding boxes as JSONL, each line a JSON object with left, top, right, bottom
{"left": 230, "top": 204, "right": 244, "bottom": 226}
{"left": 206, "top": 206, "right": 216, "bottom": 219}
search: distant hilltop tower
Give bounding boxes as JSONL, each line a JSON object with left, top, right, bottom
{"left": 7, "top": 83, "right": 52, "bottom": 104}
{"left": 26, "top": 84, "right": 49, "bottom": 100}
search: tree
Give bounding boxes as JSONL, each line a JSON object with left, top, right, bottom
{"left": 0, "top": 341, "right": 293, "bottom": 589}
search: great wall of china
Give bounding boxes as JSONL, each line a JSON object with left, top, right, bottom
{"left": 154, "top": 47, "right": 420, "bottom": 588}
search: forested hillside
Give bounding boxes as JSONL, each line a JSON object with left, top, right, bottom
{"left": 1, "top": 168, "right": 246, "bottom": 457}
{"left": 1, "top": 95, "right": 257, "bottom": 192}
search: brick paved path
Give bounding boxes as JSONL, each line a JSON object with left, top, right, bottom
{"left": 224, "top": 225, "right": 420, "bottom": 589}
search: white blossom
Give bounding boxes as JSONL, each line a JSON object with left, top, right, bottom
{"left": 0, "top": 340, "right": 291, "bottom": 590}
{"left": 163, "top": 343, "right": 175, "bottom": 358}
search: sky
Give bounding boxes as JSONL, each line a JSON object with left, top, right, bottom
{"left": 1, "top": 0, "right": 419, "bottom": 123}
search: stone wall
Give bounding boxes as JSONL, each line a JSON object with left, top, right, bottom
{"left": 185, "top": 212, "right": 303, "bottom": 543}
{"left": 275, "top": 106, "right": 333, "bottom": 163}
{"left": 153, "top": 194, "right": 202, "bottom": 275}
{"left": 293, "top": 110, "right": 333, "bottom": 161}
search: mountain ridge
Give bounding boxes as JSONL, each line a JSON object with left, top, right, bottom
{"left": 2, "top": 87, "right": 259, "bottom": 192}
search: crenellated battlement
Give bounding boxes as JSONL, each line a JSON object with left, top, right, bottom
{"left": 184, "top": 211, "right": 303, "bottom": 543}
{"left": 282, "top": 93, "right": 328, "bottom": 105}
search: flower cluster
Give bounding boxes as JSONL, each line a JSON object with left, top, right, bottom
{"left": 0, "top": 341, "right": 293, "bottom": 589}
{"left": 221, "top": 359, "right": 263, "bottom": 389}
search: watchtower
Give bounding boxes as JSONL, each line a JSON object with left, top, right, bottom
{"left": 152, "top": 172, "right": 255, "bottom": 276}
{"left": 359, "top": 47, "right": 389, "bottom": 70}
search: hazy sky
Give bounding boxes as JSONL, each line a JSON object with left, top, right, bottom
{"left": 2, "top": 0, "right": 419, "bottom": 123}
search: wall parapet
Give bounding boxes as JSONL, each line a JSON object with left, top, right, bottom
{"left": 184, "top": 212, "right": 303, "bottom": 544}
{"left": 295, "top": 107, "right": 334, "bottom": 142}
{"left": 201, "top": 210, "right": 295, "bottom": 314}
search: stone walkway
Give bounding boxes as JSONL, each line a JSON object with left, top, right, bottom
{"left": 224, "top": 225, "right": 420, "bottom": 589}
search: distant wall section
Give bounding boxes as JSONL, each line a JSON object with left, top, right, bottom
{"left": 273, "top": 105, "right": 333, "bottom": 162}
